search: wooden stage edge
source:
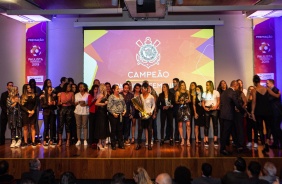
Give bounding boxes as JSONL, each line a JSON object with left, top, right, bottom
{"left": 1, "top": 139, "right": 282, "bottom": 180}
{"left": 4, "top": 157, "right": 282, "bottom": 180}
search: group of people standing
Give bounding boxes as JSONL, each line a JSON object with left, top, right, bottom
{"left": 0, "top": 75, "right": 281, "bottom": 154}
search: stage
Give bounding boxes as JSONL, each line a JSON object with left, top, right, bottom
{"left": 1, "top": 140, "right": 282, "bottom": 180}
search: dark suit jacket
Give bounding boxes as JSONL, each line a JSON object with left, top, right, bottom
{"left": 40, "top": 96, "right": 57, "bottom": 116}
{"left": 220, "top": 88, "right": 244, "bottom": 121}
{"left": 240, "top": 177, "right": 269, "bottom": 184}
{"left": 221, "top": 171, "right": 248, "bottom": 184}
{"left": 157, "top": 92, "right": 175, "bottom": 112}
{"left": 21, "top": 170, "right": 43, "bottom": 184}
{"left": 192, "top": 176, "right": 221, "bottom": 184}
{"left": 0, "top": 91, "right": 9, "bottom": 115}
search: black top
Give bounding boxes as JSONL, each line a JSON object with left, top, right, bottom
{"left": 254, "top": 91, "right": 271, "bottom": 116}
{"left": 157, "top": 92, "right": 175, "bottom": 112}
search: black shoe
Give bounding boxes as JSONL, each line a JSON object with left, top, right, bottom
{"left": 111, "top": 144, "right": 116, "bottom": 150}
{"left": 160, "top": 139, "right": 164, "bottom": 146}
{"left": 175, "top": 139, "right": 180, "bottom": 143}
{"left": 148, "top": 145, "right": 152, "bottom": 150}
{"left": 135, "top": 144, "right": 141, "bottom": 150}
{"left": 170, "top": 139, "right": 174, "bottom": 146}
{"left": 262, "top": 144, "right": 269, "bottom": 153}
{"left": 220, "top": 150, "right": 231, "bottom": 155}
{"left": 237, "top": 147, "right": 245, "bottom": 153}
{"left": 269, "top": 144, "right": 278, "bottom": 149}
{"left": 154, "top": 139, "right": 159, "bottom": 143}
{"left": 31, "top": 142, "right": 37, "bottom": 147}
{"left": 118, "top": 145, "right": 125, "bottom": 149}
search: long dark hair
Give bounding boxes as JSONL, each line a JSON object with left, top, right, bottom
{"left": 162, "top": 83, "right": 169, "bottom": 94}
{"left": 89, "top": 84, "right": 99, "bottom": 96}
{"left": 133, "top": 83, "right": 141, "bottom": 94}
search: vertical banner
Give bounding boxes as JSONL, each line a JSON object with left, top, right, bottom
{"left": 26, "top": 22, "right": 47, "bottom": 87}
{"left": 253, "top": 18, "right": 276, "bottom": 84}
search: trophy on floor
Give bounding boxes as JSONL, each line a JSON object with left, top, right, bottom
{"left": 131, "top": 96, "right": 150, "bottom": 120}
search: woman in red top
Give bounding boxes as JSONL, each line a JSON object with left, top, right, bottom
{"left": 88, "top": 84, "right": 99, "bottom": 147}
{"left": 58, "top": 83, "right": 74, "bottom": 146}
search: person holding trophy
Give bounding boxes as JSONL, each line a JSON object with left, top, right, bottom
{"left": 175, "top": 81, "right": 191, "bottom": 146}
{"left": 135, "top": 82, "right": 156, "bottom": 150}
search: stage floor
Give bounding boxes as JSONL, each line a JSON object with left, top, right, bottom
{"left": 1, "top": 139, "right": 282, "bottom": 180}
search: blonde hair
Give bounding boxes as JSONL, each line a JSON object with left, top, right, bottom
{"left": 21, "top": 84, "right": 35, "bottom": 105}
{"left": 133, "top": 167, "right": 153, "bottom": 184}
{"left": 9, "top": 86, "right": 18, "bottom": 97}
{"left": 99, "top": 84, "right": 107, "bottom": 97}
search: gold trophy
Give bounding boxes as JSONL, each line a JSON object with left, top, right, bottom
{"left": 131, "top": 96, "right": 150, "bottom": 120}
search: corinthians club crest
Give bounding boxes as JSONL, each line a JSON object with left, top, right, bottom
{"left": 136, "top": 37, "right": 160, "bottom": 69}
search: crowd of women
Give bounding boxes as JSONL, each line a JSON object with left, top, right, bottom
{"left": 1, "top": 75, "right": 281, "bottom": 153}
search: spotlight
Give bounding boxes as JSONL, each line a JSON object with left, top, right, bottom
{"left": 137, "top": 0, "right": 144, "bottom": 5}
{"left": 112, "top": 0, "right": 118, "bottom": 6}
{"left": 177, "top": 0, "right": 183, "bottom": 5}
{"left": 160, "top": 0, "right": 166, "bottom": 5}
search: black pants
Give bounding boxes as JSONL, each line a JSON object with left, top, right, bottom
{"left": 270, "top": 114, "right": 282, "bottom": 145}
{"left": 58, "top": 107, "right": 72, "bottom": 134}
{"left": 123, "top": 116, "right": 131, "bottom": 141}
{"left": 256, "top": 115, "right": 271, "bottom": 145}
{"left": 108, "top": 113, "right": 123, "bottom": 146}
{"left": 233, "top": 112, "right": 244, "bottom": 148}
{"left": 137, "top": 117, "right": 153, "bottom": 145}
{"left": 0, "top": 113, "right": 8, "bottom": 144}
{"left": 246, "top": 117, "right": 258, "bottom": 143}
{"left": 43, "top": 113, "right": 56, "bottom": 142}
{"left": 220, "top": 119, "right": 234, "bottom": 151}
{"left": 70, "top": 111, "right": 77, "bottom": 142}
{"left": 204, "top": 110, "right": 218, "bottom": 137}
{"left": 160, "top": 110, "right": 173, "bottom": 140}
{"left": 88, "top": 113, "right": 98, "bottom": 144}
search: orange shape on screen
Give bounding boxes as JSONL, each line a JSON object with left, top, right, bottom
{"left": 85, "top": 44, "right": 103, "bottom": 63}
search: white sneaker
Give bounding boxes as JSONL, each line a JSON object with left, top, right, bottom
{"left": 15, "top": 140, "right": 21, "bottom": 148}
{"left": 254, "top": 143, "right": 258, "bottom": 148}
{"left": 145, "top": 142, "right": 148, "bottom": 146}
{"left": 10, "top": 140, "right": 16, "bottom": 148}
{"left": 246, "top": 142, "right": 252, "bottom": 147}
{"left": 84, "top": 140, "right": 88, "bottom": 146}
{"left": 75, "top": 140, "right": 81, "bottom": 146}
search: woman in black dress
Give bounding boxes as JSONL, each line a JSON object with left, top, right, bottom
{"left": 131, "top": 83, "right": 141, "bottom": 144}
{"left": 251, "top": 75, "right": 280, "bottom": 153}
{"left": 21, "top": 84, "right": 37, "bottom": 147}
{"left": 193, "top": 85, "right": 205, "bottom": 144}
{"left": 94, "top": 84, "right": 110, "bottom": 150}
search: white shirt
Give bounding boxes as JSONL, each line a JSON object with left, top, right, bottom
{"left": 141, "top": 93, "right": 155, "bottom": 114}
{"left": 74, "top": 92, "right": 89, "bottom": 115}
{"left": 202, "top": 90, "right": 220, "bottom": 107}
{"left": 243, "top": 89, "right": 247, "bottom": 97}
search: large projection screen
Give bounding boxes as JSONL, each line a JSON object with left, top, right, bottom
{"left": 84, "top": 29, "right": 214, "bottom": 93}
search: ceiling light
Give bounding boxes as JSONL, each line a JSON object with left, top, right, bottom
{"left": 1, "top": 13, "right": 51, "bottom": 22}
{"left": 112, "top": 0, "right": 118, "bottom": 6}
{"left": 137, "top": 0, "right": 144, "bottom": 5}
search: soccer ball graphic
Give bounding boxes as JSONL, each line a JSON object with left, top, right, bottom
{"left": 30, "top": 45, "right": 41, "bottom": 56}
{"left": 259, "top": 42, "right": 270, "bottom": 54}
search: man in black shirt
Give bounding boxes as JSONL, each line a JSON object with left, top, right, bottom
{"left": 0, "top": 82, "right": 13, "bottom": 145}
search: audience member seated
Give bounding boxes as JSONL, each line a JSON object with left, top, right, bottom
{"left": 38, "top": 169, "right": 56, "bottom": 184}
{"left": 240, "top": 161, "right": 268, "bottom": 184}
{"left": 133, "top": 167, "right": 153, "bottom": 184}
{"left": 192, "top": 163, "right": 221, "bottom": 184}
{"left": 155, "top": 173, "right": 172, "bottom": 184}
{"left": 60, "top": 171, "right": 77, "bottom": 184}
{"left": 221, "top": 157, "right": 248, "bottom": 184}
{"left": 111, "top": 172, "right": 126, "bottom": 184}
{"left": 0, "top": 160, "right": 16, "bottom": 184}
{"left": 20, "top": 178, "right": 36, "bottom": 184}
{"left": 21, "top": 158, "right": 43, "bottom": 184}
{"left": 174, "top": 166, "right": 192, "bottom": 184}
{"left": 259, "top": 162, "right": 278, "bottom": 184}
